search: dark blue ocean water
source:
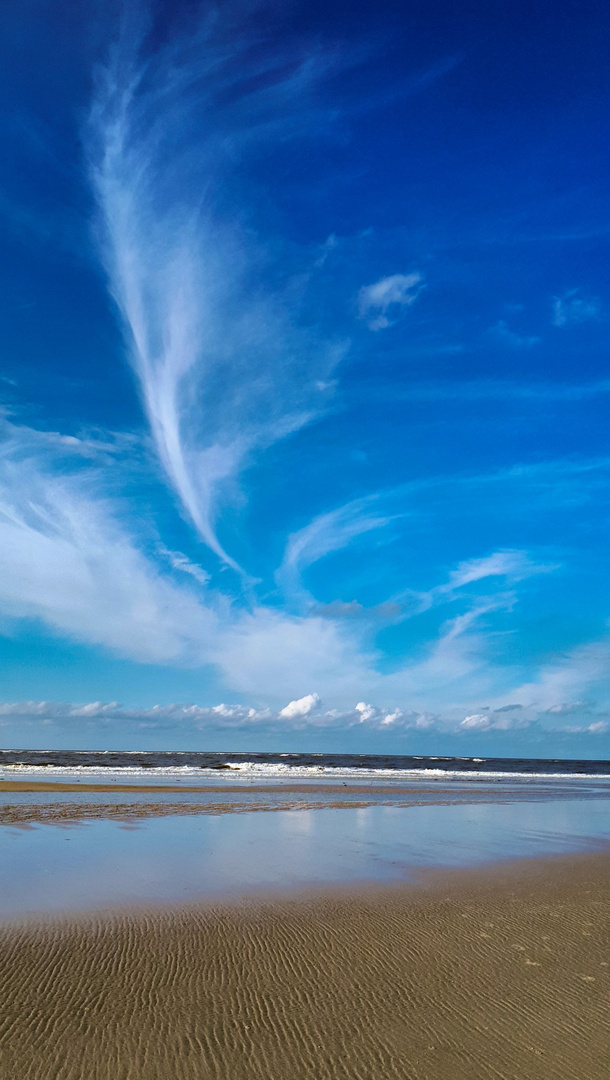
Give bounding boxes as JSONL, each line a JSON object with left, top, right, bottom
{"left": 1, "top": 748, "right": 609, "bottom": 780}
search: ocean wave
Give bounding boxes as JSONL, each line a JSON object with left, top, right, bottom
{"left": 2, "top": 761, "right": 610, "bottom": 783}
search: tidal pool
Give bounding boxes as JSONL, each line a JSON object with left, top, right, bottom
{"left": 2, "top": 789, "right": 609, "bottom": 918}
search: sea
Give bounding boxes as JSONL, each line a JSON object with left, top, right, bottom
{"left": 2, "top": 750, "right": 609, "bottom": 917}
{"left": 2, "top": 749, "right": 610, "bottom": 783}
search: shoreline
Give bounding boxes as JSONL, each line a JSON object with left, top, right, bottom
{"left": 1, "top": 852, "right": 608, "bottom": 1079}
{"left": 1, "top": 780, "right": 481, "bottom": 793}
{"left": 2, "top": 775, "right": 608, "bottom": 795}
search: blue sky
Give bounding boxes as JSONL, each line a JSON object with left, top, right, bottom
{"left": 1, "top": 0, "right": 610, "bottom": 754}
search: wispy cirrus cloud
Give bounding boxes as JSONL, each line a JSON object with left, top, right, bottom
{"left": 278, "top": 480, "right": 557, "bottom": 623}
{"left": 552, "top": 288, "right": 601, "bottom": 327}
{"left": 0, "top": 420, "right": 216, "bottom": 664}
{"left": 276, "top": 495, "right": 396, "bottom": 607}
{"left": 157, "top": 545, "right": 210, "bottom": 586}
{"left": 88, "top": 10, "right": 345, "bottom": 571}
{"left": 1, "top": 409, "right": 609, "bottom": 728}
{"left": 382, "top": 549, "right": 557, "bottom": 635}
{"left": 358, "top": 272, "right": 424, "bottom": 330}
{"left": 0, "top": 416, "right": 377, "bottom": 697}
{"left": 508, "top": 639, "right": 610, "bottom": 715}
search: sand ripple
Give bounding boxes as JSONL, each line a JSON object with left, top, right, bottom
{"left": 0, "top": 855, "right": 608, "bottom": 1079}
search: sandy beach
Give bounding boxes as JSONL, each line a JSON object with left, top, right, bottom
{"left": 1, "top": 852, "right": 608, "bottom": 1080}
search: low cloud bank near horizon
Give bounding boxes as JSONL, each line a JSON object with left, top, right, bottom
{"left": 0, "top": 698, "right": 607, "bottom": 740}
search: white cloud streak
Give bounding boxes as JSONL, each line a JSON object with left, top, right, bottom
{"left": 88, "top": 13, "right": 344, "bottom": 571}
{"left": 158, "top": 545, "right": 210, "bottom": 586}
{"left": 358, "top": 272, "right": 424, "bottom": 330}
{"left": 277, "top": 496, "right": 395, "bottom": 606}
{"left": 0, "top": 418, "right": 376, "bottom": 694}
{"left": 508, "top": 640, "right": 610, "bottom": 715}
{"left": 0, "top": 423, "right": 215, "bottom": 664}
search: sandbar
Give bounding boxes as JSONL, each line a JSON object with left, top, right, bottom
{"left": 0, "top": 780, "right": 491, "bottom": 793}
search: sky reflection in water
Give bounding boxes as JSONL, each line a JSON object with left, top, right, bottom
{"left": 2, "top": 792, "right": 609, "bottom": 918}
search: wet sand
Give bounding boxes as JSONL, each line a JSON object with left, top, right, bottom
{"left": 0, "top": 780, "right": 491, "bottom": 794}
{"left": 1, "top": 853, "right": 608, "bottom": 1080}
{"left": 0, "top": 780, "right": 522, "bottom": 827}
{"left": 0, "top": 796, "right": 476, "bottom": 826}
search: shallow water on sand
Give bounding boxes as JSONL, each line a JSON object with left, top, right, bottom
{"left": 2, "top": 790, "right": 609, "bottom": 917}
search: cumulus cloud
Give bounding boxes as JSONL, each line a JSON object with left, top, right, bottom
{"left": 3, "top": 697, "right": 607, "bottom": 737}
{"left": 0, "top": 698, "right": 435, "bottom": 734}
{"left": 279, "top": 693, "right": 321, "bottom": 719}
{"left": 355, "top": 702, "right": 404, "bottom": 726}
{"left": 355, "top": 701, "right": 375, "bottom": 722}
{"left": 358, "top": 272, "right": 424, "bottom": 330}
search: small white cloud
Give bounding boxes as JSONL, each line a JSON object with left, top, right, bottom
{"left": 446, "top": 550, "right": 553, "bottom": 592}
{"left": 587, "top": 720, "right": 609, "bottom": 733}
{"left": 358, "top": 272, "right": 424, "bottom": 330}
{"left": 381, "top": 709, "right": 402, "bottom": 726}
{"left": 279, "top": 692, "right": 321, "bottom": 719}
{"left": 461, "top": 713, "right": 490, "bottom": 729}
{"left": 552, "top": 290, "right": 600, "bottom": 327}
{"left": 355, "top": 701, "right": 376, "bottom": 721}
{"left": 159, "top": 546, "right": 210, "bottom": 586}
{"left": 69, "top": 701, "right": 121, "bottom": 718}
{"left": 545, "top": 701, "right": 588, "bottom": 715}
{"left": 459, "top": 709, "right": 531, "bottom": 732}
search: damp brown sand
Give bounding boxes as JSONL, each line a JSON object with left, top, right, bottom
{"left": 0, "top": 795, "right": 509, "bottom": 826}
{"left": 1, "top": 854, "right": 609, "bottom": 1080}
{"left": 0, "top": 780, "right": 516, "bottom": 826}
{"left": 0, "top": 780, "right": 479, "bottom": 794}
